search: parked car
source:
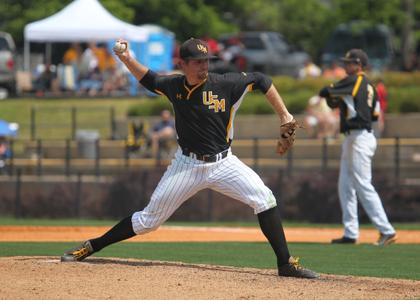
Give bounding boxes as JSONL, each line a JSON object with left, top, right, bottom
{"left": 0, "top": 32, "right": 17, "bottom": 96}
{"left": 218, "top": 31, "right": 310, "bottom": 77}
{"left": 320, "top": 22, "right": 394, "bottom": 71}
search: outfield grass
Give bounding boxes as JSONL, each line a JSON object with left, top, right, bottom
{"left": 1, "top": 218, "right": 419, "bottom": 280}
{"left": 0, "top": 241, "right": 419, "bottom": 280}
{"left": 1, "top": 217, "right": 420, "bottom": 230}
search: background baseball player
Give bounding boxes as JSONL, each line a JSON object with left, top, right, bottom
{"left": 319, "top": 49, "right": 397, "bottom": 246}
{"left": 61, "top": 38, "right": 318, "bottom": 279}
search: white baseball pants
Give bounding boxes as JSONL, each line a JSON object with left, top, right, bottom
{"left": 338, "top": 129, "right": 395, "bottom": 239}
{"left": 132, "top": 148, "right": 277, "bottom": 234}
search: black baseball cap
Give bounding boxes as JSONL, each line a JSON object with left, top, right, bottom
{"left": 179, "top": 38, "right": 217, "bottom": 60}
{"left": 340, "top": 49, "right": 368, "bottom": 67}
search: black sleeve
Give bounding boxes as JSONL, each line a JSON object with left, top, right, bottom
{"left": 326, "top": 76, "right": 356, "bottom": 97}
{"left": 231, "top": 72, "right": 272, "bottom": 102}
{"left": 247, "top": 72, "right": 272, "bottom": 93}
{"left": 319, "top": 85, "right": 340, "bottom": 108}
{"left": 139, "top": 70, "right": 172, "bottom": 98}
{"left": 320, "top": 76, "right": 355, "bottom": 108}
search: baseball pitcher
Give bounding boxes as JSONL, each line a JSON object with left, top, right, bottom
{"left": 61, "top": 38, "right": 318, "bottom": 279}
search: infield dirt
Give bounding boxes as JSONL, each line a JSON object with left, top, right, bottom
{"left": 1, "top": 226, "right": 420, "bottom": 299}
{"left": 1, "top": 256, "right": 420, "bottom": 300}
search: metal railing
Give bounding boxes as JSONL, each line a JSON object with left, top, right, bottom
{"left": 2, "top": 136, "right": 420, "bottom": 219}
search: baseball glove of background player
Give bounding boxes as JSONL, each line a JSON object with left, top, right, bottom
{"left": 277, "top": 119, "right": 300, "bottom": 155}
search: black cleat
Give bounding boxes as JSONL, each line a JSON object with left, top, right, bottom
{"left": 278, "top": 257, "right": 319, "bottom": 279}
{"left": 61, "top": 240, "right": 94, "bottom": 262}
{"left": 331, "top": 236, "right": 357, "bottom": 244}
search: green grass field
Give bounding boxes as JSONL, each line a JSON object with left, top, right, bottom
{"left": 1, "top": 217, "right": 420, "bottom": 230}
{"left": 1, "top": 218, "right": 419, "bottom": 280}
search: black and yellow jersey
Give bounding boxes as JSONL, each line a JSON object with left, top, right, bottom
{"left": 320, "top": 72, "right": 379, "bottom": 133}
{"left": 140, "top": 70, "right": 272, "bottom": 155}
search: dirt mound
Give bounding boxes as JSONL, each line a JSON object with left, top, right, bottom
{"left": 1, "top": 256, "right": 419, "bottom": 300}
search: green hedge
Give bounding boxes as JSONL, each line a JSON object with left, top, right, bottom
{"left": 127, "top": 97, "right": 172, "bottom": 116}
{"left": 127, "top": 72, "right": 420, "bottom": 116}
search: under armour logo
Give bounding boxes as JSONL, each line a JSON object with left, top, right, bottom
{"left": 176, "top": 93, "right": 182, "bottom": 100}
{"left": 197, "top": 44, "right": 208, "bottom": 53}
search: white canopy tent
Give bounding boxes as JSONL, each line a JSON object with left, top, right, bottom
{"left": 23, "top": 0, "right": 150, "bottom": 70}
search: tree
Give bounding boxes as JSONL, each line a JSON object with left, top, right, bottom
{"left": 254, "top": 0, "right": 332, "bottom": 58}
{"left": 0, "top": 0, "right": 70, "bottom": 47}
{"left": 126, "top": 0, "right": 236, "bottom": 41}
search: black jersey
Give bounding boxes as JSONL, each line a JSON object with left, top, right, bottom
{"left": 140, "top": 71, "right": 272, "bottom": 155}
{"left": 321, "top": 72, "right": 378, "bottom": 133}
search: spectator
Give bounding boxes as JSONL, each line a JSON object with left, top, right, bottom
{"left": 93, "top": 44, "right": 116, "bottom": 73}
{"left": 33, "top": 64, "right": 59, "bottom": 97}
{"left": 150, "top": 109, "right": 176, "bottom": 158}
{"left": 126, "top": 120, "right": 148, "bottom": 156}
{"left": 79, "top": 43, "right": 99, "bottom": 79}
{"left": 304, "top": 95, "right": 339, "bottom": 139}
{"left": 0, "top": 136, "right": 11, "bottom": 174}
{"left": 373, "top": 78, "right": 388, "bottom": 137}
{"left": 63, "top": 43, "right": 82, "bottom": 66}
{"left": 298, "top": 59, "right": 321, "bottom": 79}
{"left": 376, "top": 79, "right": 388, "bottom": 115}
{"left": 60, "top": 43, "right": 83, "bottom": 92}
{"left": 77, "top": 66, "right": 102, "bottom": 97}
{"left": 77, "top": 43, "right": 102, "bottom": 96}
{"left": 322, "top": 61, "right": 346, "bottom": 80}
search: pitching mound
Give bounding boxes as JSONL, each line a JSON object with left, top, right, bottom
{"left": 1, "top": 256, "right": 419, "bottom": 299}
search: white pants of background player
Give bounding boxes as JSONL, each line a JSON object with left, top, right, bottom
{"left": 132, "top": 147, "right": 277, "bottom": 234}
{"left": 339, "top": 129, "right": 395, "bottom": 239}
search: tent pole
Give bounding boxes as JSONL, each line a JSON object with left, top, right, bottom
{"left": 24, "top": 40, "right": 30, "bottom": 71}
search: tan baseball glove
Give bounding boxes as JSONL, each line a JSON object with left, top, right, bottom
{"left": 276, "top": 119, "right": 300, "bottom": 155}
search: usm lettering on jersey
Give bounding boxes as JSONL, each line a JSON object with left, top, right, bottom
{"left": 202, "top": 91, "right": 226, "bottom": 112}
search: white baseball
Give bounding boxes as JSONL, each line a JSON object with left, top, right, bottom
{"left": 113, "top": 41, "right": 127, "bottom": 53}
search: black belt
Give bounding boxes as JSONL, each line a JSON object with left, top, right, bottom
{"left": 344, "top": 128, "right": 371, "bottom": 135}
{"left": 182, "top": 149, "right": 229, "bottom": 162}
